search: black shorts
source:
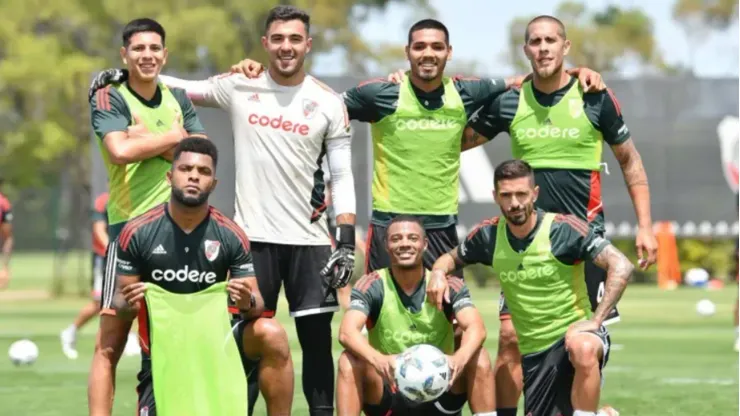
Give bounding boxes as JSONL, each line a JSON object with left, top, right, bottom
{"left": 135, "top": 320, "right": 257, "bottom": 416}
{"left": 363, "top": 381, "right": 467, "bottom": 416}
{"left": 522, "top": 327, "right": 610, "bottom": 416}
{"left": 366, "top": 223, "right": 463, "bottom": 278}
{"left": 101, "top": 222, "right": 128, "bottom": 310}
{"left": 251, "top": 242, "right": 339, "bottom": 318}
{"left": 499, "top": 260, "right": 620, "bottom": 324}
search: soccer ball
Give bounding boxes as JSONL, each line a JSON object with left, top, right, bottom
{"left": 394, "top": 344, "right": 450, "bottom": 403}
{"left": 8, "top": 339, "right": 39, "bottom": 366}
{"left": 695, "top": 299, "right": 716, "bottom": 317}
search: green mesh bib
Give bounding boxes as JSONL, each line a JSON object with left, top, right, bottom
{"left": 99, "top": 83, "right": 180, "bottom": 225}
{"left": 144, "top": 282, "right": 247, "bottom": 416}
{"left": 367, "top": 269, "right": 454, "bottom": 355}
{"left": 492, "top": 213, "right": 591, "bottom": 354}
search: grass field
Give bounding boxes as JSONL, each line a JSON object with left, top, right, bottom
{"left": 0, "top": 252, "right": 738, "bottom": 415}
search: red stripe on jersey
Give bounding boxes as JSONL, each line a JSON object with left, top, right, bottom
{"left": 137, "top": 299, "right": 151, "bottom": 355}
{"left": 466, "top": 217, "right": 498, "bottom": 241}
{"left": 606, "top": 88, "right": 622, "bottom": 116}
{"left": 94, "top": 192, "right": 109, "bottom": 213}
{"left": 210, "top": 208, "right": 251, "bottom": 251}
{"left": 118, "top": 205, "right": 166, "bottom": 251}
{"left": 354, "top": 272, "right": 380, "bottom": 294}
{"left": 96, "top": 86, "right": 112, "bottom": 111}
{"left": 554, "top": 214, "right": 590, "bottom": 237}
{"left": 311, "top": 202, "right": 327, "bottom": 221}
{"left": 357, "top": 77, "right": 386, "bottom": 88}
{"left": 586, "top": 171, "right": 603, "bottom": 223}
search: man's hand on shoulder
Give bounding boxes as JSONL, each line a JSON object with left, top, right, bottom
{"left": 230, "top": 58, "right": 265, "bottom": 79}
{"left": 565, "top": 67, "right": 606, "bottom": 92}
{"left": 88, "top": 69, "right": 128, "bottom": 102}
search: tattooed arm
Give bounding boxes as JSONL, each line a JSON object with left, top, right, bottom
{"left": 589, "top": 244, "right": 635, "bottom": 326}
{"left": 461, "top": 127, "right": 489, "bottom": 151}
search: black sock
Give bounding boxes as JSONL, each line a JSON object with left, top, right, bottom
{"left": 295, "top": 313, "right": 335, "bottom": 416}
{"left": 497, "top": 408, "right": 518, "bottom": 416}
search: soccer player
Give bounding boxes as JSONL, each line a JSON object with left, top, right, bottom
{"left": 228, "top": 19, "right": 605, "bottom": 281}
{"left": 88, "top": 137, "right": 294, "bottom": 416}
{"left": 0, "top": 175, "right": 13, "bottom": 289}
{"left": 431, "top": 160, "right": 634, "bottom": 416}
{"left": 88, "top": 7, "right": 356, "bottom": 415}
{"left": 60, "top": 192, "right": 110, "bottom": 359}
{"left": 89, "top": 17, "right": 206, "bottom": 306}
{"left": 450, "top": 15, "right": 657, "bottom": 415}
{"left": 337, "top": 215, "right": 495, "bottom": 416}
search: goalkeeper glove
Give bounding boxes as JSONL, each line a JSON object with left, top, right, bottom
{"left": 88, "top": 68, "right": 129, "bottom": 102}
{"left": 320, "top": 224, "right": 356, "bottom": 289}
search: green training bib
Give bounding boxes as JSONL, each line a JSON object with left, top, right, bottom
{"left": 509, "top": 80, "right": 603, "bottom": 171}
{"left": 492, "top": 213, "right": 591, "bottom": 355}
{"left": 99, "top": 83, "right": 181, "bottom": 225}
{"left": 144, "top": 282, "right": 247, "bottom": 416}
{"left": 368, "top": 269, "right": 454, "bottom": 355}
{"left": 370, "top": 74, "right": 467, "bottom": 215}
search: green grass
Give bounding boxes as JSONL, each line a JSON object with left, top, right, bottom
{"left": 0, "top": 252, "right": 738, "bottom": 415}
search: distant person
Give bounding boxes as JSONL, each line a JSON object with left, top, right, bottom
{"left": 0, "top": 175, "right": 13, "bottom": 289}
{"left": 60, "top": 192, "right": 139, "bottom": 359}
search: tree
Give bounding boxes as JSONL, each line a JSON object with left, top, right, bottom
{"left": 506, "top": 1, "right": 667, "bottom": 75}
{"left": 672, "top": 0, "right": 739, "bottom": 74}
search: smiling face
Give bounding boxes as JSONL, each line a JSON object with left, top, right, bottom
{"left": 121, "top": 31, "right": 167, "bottom": 82}
{"left": 406, "top": 28, "right": 451, "bottom": 83}
{"left": 386, "top": 220, "right": 427, "bottom": 269}
{"left": 262, "top": 19, "right": 311, "bottom": 79}
{"left": 523, "top": 19, "right": 570, "bottom": 80}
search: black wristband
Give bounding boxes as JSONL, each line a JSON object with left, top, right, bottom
{"left": 336, "top": 224, "right": 355, "bottom": 249}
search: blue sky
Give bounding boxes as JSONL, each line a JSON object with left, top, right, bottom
{"left": 313, "top": 0, "right": 739, "bottom": 78}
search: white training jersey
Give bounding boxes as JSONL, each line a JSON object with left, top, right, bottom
{"left": 164, "top": 72, "right": 352, "bottom": 245}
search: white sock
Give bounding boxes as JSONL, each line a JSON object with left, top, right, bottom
{"left": 473, "top": 412, "right": 497, "bottom": 416}
{"left": 574, "top": 411, "right": 597, "bottom": 416}
{"left": 65, "top": 324, "right": 76, "bottom": 334}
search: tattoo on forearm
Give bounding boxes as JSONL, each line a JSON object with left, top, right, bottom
{"left": 591, "top": 245, "right": 634, "bottom": 322}
{"left": 612, "top": 141, "right": 649, "bottom": 188}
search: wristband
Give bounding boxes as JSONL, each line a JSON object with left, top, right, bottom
{"left": 336, "top": 224, "right": 355, "bottom": 249}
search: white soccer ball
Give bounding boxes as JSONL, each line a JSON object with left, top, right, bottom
{"left": 695, "top": 299, "right": 716, "bottom": 317}
{"left": 394, "top": 344, "right": 450, "bottom": 403}
{"left": 8, "top": 339, "right": 39, "bottom": 366}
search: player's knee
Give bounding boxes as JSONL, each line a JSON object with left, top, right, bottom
{"left": 567, "top": 336, "right": 601, "bottom": 371}
{"left": 473, "top": 347, "right": 494, "bottom": 375}
{"left": 497, "top": 321, "right": 520, "bottom": 360}
{"left": 337, "top": 350, "right": 363, "bottom": 378}
{"left": 253, "top": 318, "right": 290, "bottom": 362}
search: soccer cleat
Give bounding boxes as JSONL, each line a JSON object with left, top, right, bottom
{"left": 123, "top": 333, "right": 141, "bottom": 357}
{"left": 597, "top": 406, "right": 620, "bottom": 416}
{"left": 60, "top": 327, "right": 79, "bottom": 360}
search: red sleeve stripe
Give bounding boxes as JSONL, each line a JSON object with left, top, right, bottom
{"left": 118, "top": 205, "right": 166, "bottom": 250}
{"left": 94, "top": 193, "right": 108, "bottom": 212}
{"left": 554, "top": 214, "right": 589, "bottom": 237}
{"left": 606, "top": 88, "right": 622, "bottom": 116}
{"left": 357, "top": 77, "right": 386, "bottom": 88}
{"left": 210, "top": 209, "right": 251, "bottom": 251}
{"left": 96, "top": 86, "right": 112, "bottom": 111}
{"left": 354, "top": 272, "right": 380, "bottom": 293}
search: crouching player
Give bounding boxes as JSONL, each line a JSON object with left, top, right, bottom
{"left": 336, "top": 215, "right": 496, "bottom": 416}
{"left": 88, "top": 138, "right": 293, "bottom": 416}
{"left": 429, "top": 160, "right": 632, "bottom": 416}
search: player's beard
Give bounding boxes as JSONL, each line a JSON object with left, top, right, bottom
{"left": 273, "top": 51, "right": 305, "bottom": 79}
{"left": 172, "top": 186, "right": 211, "bottom": 208}
{"left": 533, "top": 58, "right": 563, "bottom": 80}
{"left": 414, "top": 58, "right": 445, "bottom": 82}
{"left": 504, "top": 203, "right": 534, "bottom": 226}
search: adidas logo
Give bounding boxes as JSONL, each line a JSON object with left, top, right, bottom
{"left": 544, "top": 118, "right": 552, "bottom": 125}
{"left": 152, "top": 244, "right": 167, "bottom": 255}
{"left": 156, "top": 120, "right": 165, "bottom": 127}
{"left": 248, "top": 93, "right": 260, "bottom": 102}
{"left": 325, "top": 292, "right": 336, "bottom": 303}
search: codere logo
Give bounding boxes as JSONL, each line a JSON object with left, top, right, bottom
{"left": 498, "top": 264, "right": 557, "bottom": 283}
{"left": 151, "top": 266, "right": 217, "bottom": 284}
{"left": 382, "top": 329, "right": 439, "bottom": 345}
{"left": 514, "top": 126, "right": 581, "bottom": 139}
{"left": 395, "top": 118, "right": 461, "bottom": 131}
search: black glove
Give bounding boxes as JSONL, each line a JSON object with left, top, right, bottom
{"left": 320, "top": 224, "right": 356, "bottom": 289}
{"left": 88, "top": 68, "right": 129, "bottom": 102}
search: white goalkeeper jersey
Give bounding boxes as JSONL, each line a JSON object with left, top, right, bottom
{"left": 160, "top": 72, "right": 354, "bottom": 245}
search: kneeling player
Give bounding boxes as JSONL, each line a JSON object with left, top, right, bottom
{"left": 336, "top": 215, "right": 495, "bottom": 416}
{"left": 430, "top": 160, "right": 633, "bottom": 416}
{"left": 88, "top": 138, "right": 294, "bottom": 416}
